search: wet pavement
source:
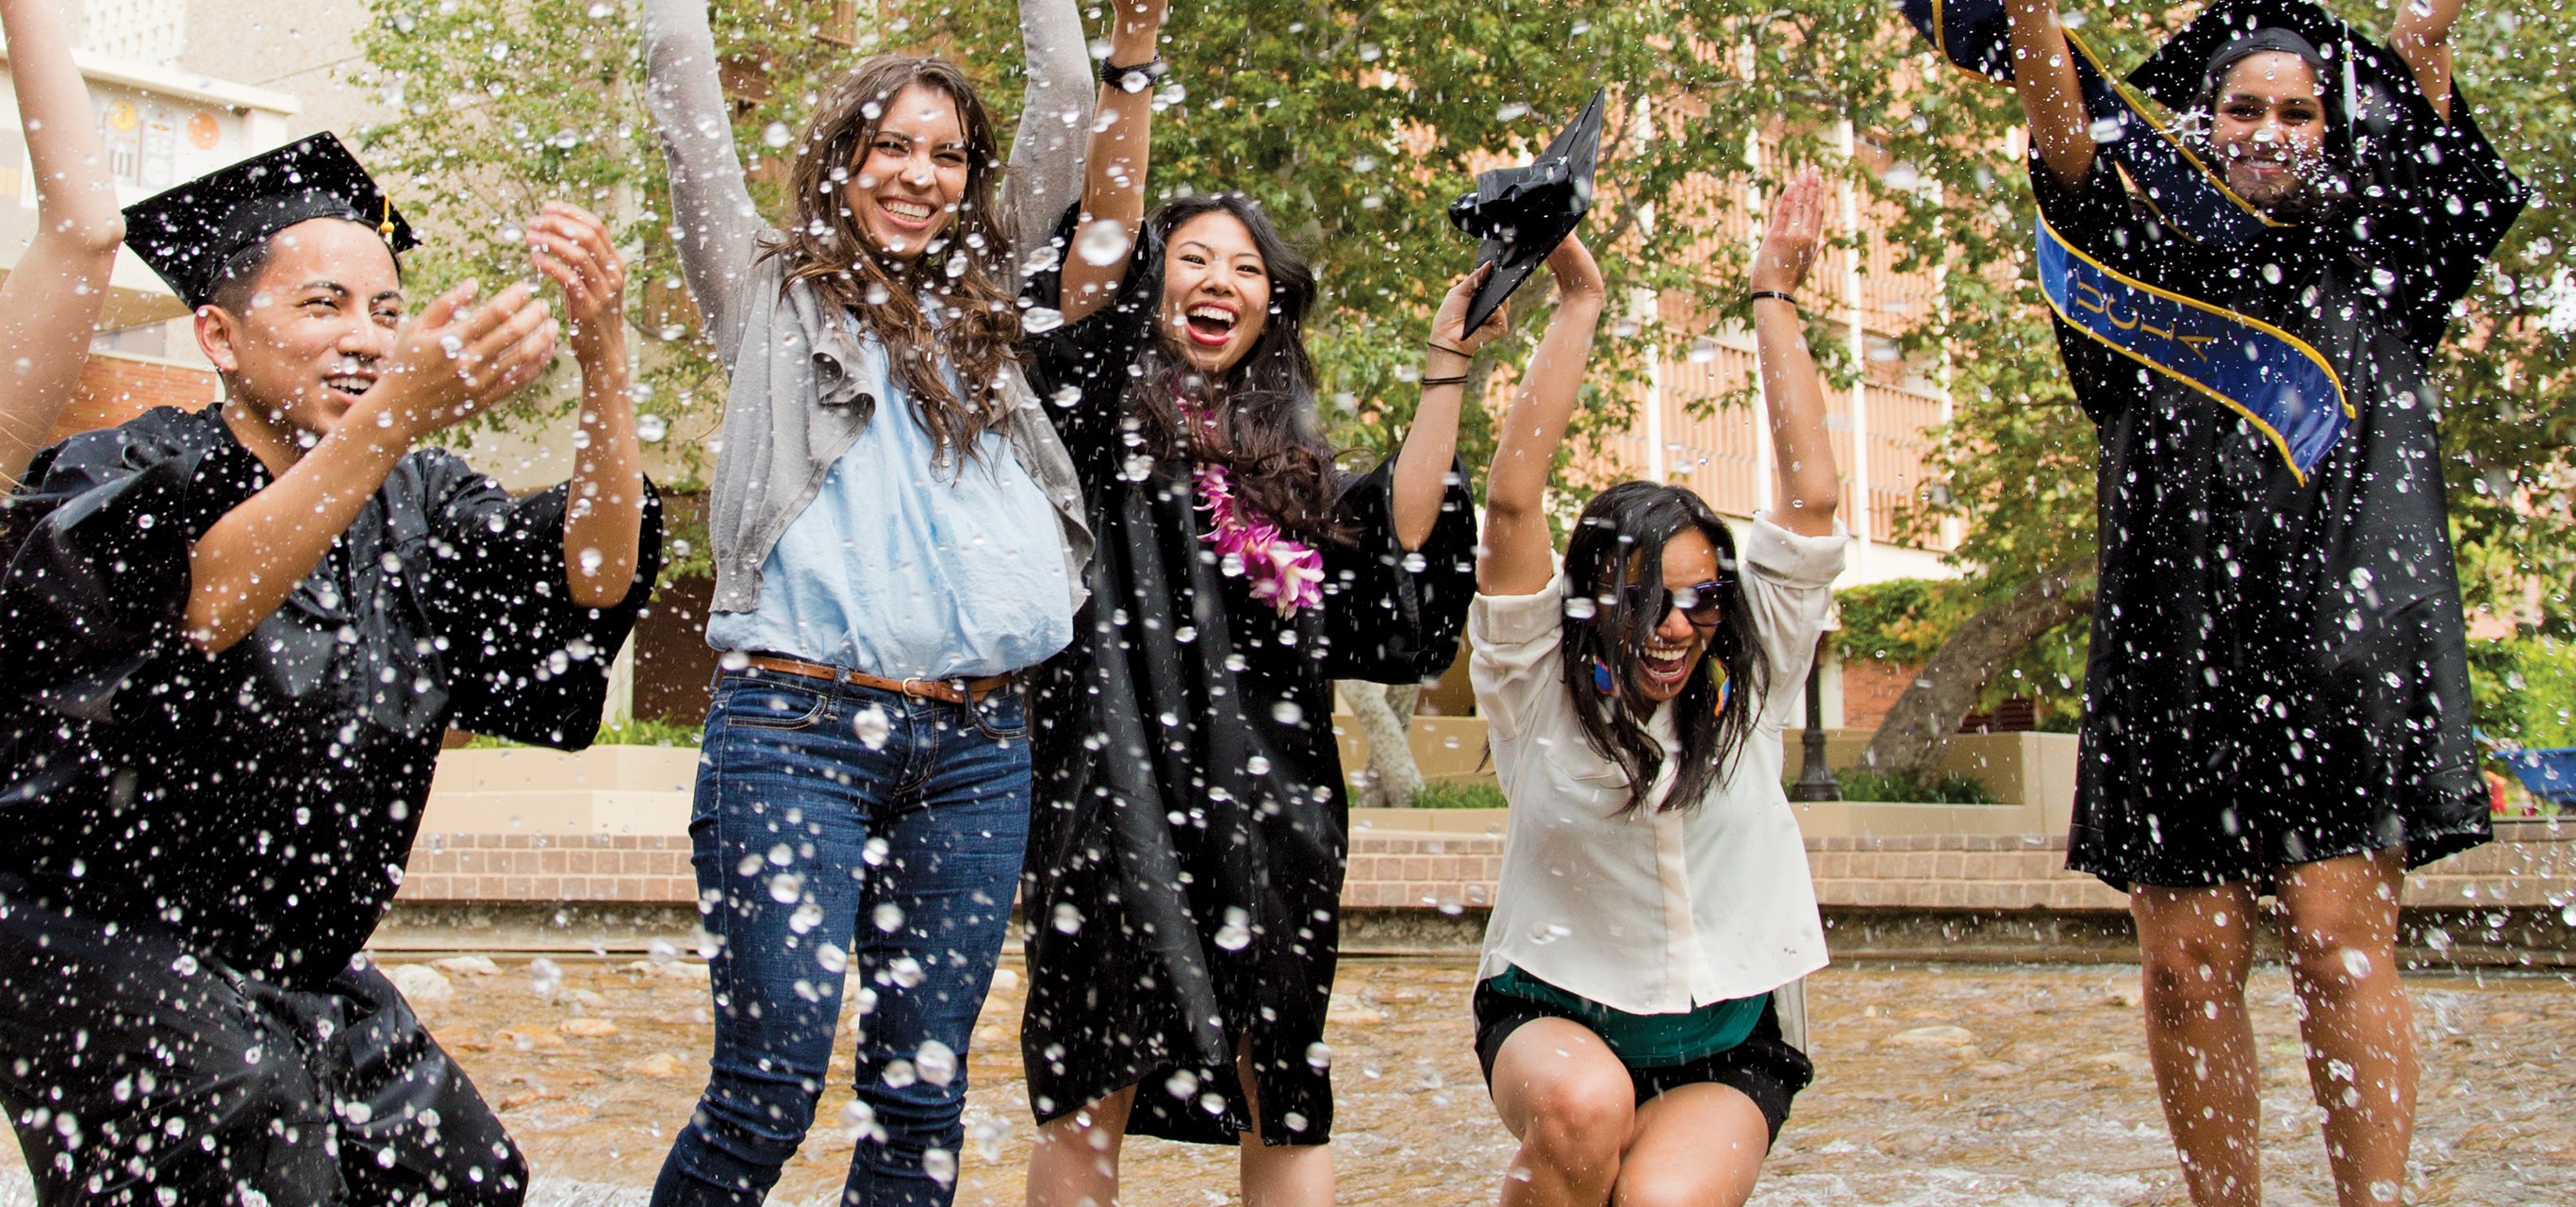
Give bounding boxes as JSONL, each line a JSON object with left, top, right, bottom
{"left": 3, "top": 954, "right": 2569, "bottom": 1205}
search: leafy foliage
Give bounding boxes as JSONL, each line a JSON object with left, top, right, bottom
{"left": 1828, "top": 767, "right": 2000, "bottom": 805}
{"left": 1410, "top": 779, "right": 1508, "bottom": 809}
{"left": 2469, "top": 636, "right": 2576, "bottom": 750}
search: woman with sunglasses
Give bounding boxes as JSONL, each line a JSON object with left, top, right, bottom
{"left": 1466, "top": 169, "right": 1843, "bottom": 1207}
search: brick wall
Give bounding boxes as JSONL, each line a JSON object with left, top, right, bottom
{"left": 392, "top": 823, "right": 2576, "bottom": 918}
{"left": 1839, "top": 657, "right": 1919, "bottom": 733}
{"left": 399, "top": 833, "right": 697, "bottom": 904}
{"left": 49, "top": 353, "right": 219, "bottom": 444}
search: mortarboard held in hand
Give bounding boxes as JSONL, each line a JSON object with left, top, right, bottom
{"left": 1446, "top": 90, "right": 1606, "bottom": 336}
{"left": 123, "top": 132, "right": 420, "bottom": 310}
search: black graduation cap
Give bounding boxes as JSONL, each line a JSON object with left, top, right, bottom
{"left": 123, "top": 132, "right": 419, "bottom": 309}
{"left": 2129, "top": 0, "right": 2412, "bottom": 126}
{"left": 1446, "top": 91, "right": 1606, "bottom": 336}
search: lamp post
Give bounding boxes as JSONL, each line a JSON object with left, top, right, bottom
{"left": 1790, "top": 630, "right": 1841, "bottom": 802}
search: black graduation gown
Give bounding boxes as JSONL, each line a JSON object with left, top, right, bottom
{"left": 0, "top": 405, "right": 661, "bottom": 987}
{"left": 1016, "top": 255, "right": 1477, "bottom": 1146}
{"left": 2039, "top": 84, "right": 2522, "bottom": 891}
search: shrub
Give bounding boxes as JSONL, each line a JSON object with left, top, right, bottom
{"left": 1829, "top": 768, "right": 1999, "bottom": 804}
{"left": 1410, "top": 780, "right": 1510, "bottom": 810}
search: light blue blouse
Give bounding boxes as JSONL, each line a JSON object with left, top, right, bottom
{"left": 704, "top": 332, "right": 1075, "bottom": 680}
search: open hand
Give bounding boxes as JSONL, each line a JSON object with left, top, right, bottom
{"left": 358, "top": 280, "right": 555, "bottom": 442}
{"left": 529, "top": 202, "right": 627, "bottom": 366}
{"left": 1751, "top": 167, "right": 1827, "bottom": 295}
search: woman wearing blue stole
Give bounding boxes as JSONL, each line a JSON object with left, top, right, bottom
{"left": 1991, "top": 0, "right": 2520, "bottom": 1202}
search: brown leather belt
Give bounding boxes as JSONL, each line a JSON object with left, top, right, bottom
{"left": 741, "top": 654, "right": 1014, "bottom": 704}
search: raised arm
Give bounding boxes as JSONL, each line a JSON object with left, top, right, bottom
{"left": 2006, "top": 0, "right": 2095, "bottom": 188}
{"left": 1476, "top": 236, "right": 1608, "bottom": 598}
{"left": 1751, "top": 168, "right": 1840, "bottom": 537}
{"left": 1004, "top": 0, "right": 1095, "bottom": 268}
{"left": 637, "top": 0, "right": 767, "bottom": 351}
{"left": 1057, "top": 0, "right": 1168, "bottom": 324}
{"left": 1390, "top": 265, "right": 1503, "bottom": 550}
{"left": 0, "top": 0, "right": 124, "bottom": 488}
{"left": 530, "top": 202, "right": 646, "bottom": 607}
{"left": 185, "top": 284, "right": 556, "bottom": 653}
{"left": 2389, "top": 0, "right": 2465, "bottom": 123}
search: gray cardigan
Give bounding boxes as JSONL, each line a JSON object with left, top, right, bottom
{"left": 639, "top": 0, "right": 1096, "bottom": 618}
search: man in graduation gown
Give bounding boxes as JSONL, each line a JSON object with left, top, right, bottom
{"left": 0, "top": 136, "right": 660, "bottom": 1206}
{"left": 1923, "top": 0, "right": 2522, "bottom": 1201}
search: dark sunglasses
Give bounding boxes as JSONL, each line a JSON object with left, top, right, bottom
{"left": 1621, "top": 581, "right": 1726, "bottom": 627}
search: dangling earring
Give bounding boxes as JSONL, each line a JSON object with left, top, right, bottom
{"left": 1590, "top": 659, "right": 1619, "bottom": 696}
{"left": 1709, "top": 658, "right": 1732, "bottom": 715}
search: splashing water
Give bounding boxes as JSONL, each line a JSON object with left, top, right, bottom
{"left": 1214, "top": 906, "right": 1253, "bottom": 951}
{"left": 528, "top": 957, "right": 563, "bottom": 999}
{"left": 853, "top": 704, "right": 892, "bottom": 751}
{"left": 1075, "top": 219, "right": 1131, "bottom": 267}
{"left": 915, "top": 1039, "right": 958, "bottom": 1086}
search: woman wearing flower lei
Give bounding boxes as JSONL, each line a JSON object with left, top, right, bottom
{"left": 1013, "top": 1, "right": 1480, "bottom": 1201}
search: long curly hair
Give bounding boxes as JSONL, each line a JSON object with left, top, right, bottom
{"left": 1557, "top": 482, "right": 1769, "bottom": 815}
{"left": 762, "top": 55, "right": 1019, "bottom": 464}
{"left": 1112, "top": 193, "right": 1345, "bottom": 544}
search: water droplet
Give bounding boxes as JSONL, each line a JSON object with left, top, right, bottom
{"left": 882, "top": 1059, "right": 919, "bottom": 1088}
{"left": 1214, "top": 906, "right": 1253, "bottom": 951}
{"left": 1563, "top": 597, "right": 1597, "bottom": 620}
{"left": 1688, "top": 336, "right": 1719, "bottom": 364}
{"left": 768, "top": 842, "right": 794, "bottom": 867}
{"left": 1076, "top": 219, "right": 1131, "bottom": 266}
{"left": 1305, "top": 1042, "right": 1333, "bottom": 1070}
{"left": 922, "top": 1147, "right": 956, "bottom": 1185}
{"left": 586, "top": 1, "right": 613, "bottom": 17}
{"left": 916, "top": 1039, "right": 958, "bottom": 1086}
{"left": 887, "top": 956, "right": 925, "bottom": 987}
{"left": 1052, "top": 902, "right": 1083, "bottom": 934}
{"left": 1496, "top": 102, "right": 1531, "bottom": 122}
{"left": 817, "top": 943, "right": 848, "bottom": 973}
{"left": 768, "top": 872, "right": 804, "bottom": 904}
{"left": 1164, "top": 1068, "right": 1200, "bottom": 1099}
{"left": 1271, "top": 701, "right": 1304, "bottom": 726}
{"left": 873, "top": 901, "right": 906, "bottom": 933}
{"left": 527, "top": 957, "right": 563, "bottom": 998}
{"left": 841, "top": 1099, "right": 881, "bottom": 1142}
{"left": 636, "top": 413, "right": 669, "bottom": 443}
{"left": 853, "top": 704, "right": 892, "bottom": 750}
{"left": 762, "top": 122, "right": 791, "bottom": 148}
{"left": 1021, "top": 306, "right": 1065, "bottom": 334}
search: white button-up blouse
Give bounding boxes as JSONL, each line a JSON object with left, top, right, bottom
{"left": 1469, "top": 515, "right": 1848, "bottom": 1015}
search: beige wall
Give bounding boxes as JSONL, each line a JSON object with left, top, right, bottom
{"left": 177, "top": 0, "right": 383, "bottom": 139}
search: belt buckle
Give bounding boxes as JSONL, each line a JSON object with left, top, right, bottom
{"left": 900, "top": 676, "right": 930, "bottom": 701}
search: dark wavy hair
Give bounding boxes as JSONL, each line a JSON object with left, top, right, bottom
{"left": 1558, "top": 482, "right": 1769, "bottom": 815}
{"left": 1114, "top": 192, "right": 1344, "bottom": 544}
{"left": 762, "top": 55, "right": 1019, "bottom": 464}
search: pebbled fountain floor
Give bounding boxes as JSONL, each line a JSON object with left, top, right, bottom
{"left": 4, "top": 955, "right": 2569, "bottom": 1206}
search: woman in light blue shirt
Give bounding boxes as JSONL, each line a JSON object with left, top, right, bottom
{"left": 638, "top": 1, "right": 1093, "bottom": 1202}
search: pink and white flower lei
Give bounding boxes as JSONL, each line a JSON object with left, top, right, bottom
{"left": 1194, "top": 462, "right": 1325, "bottom": 618}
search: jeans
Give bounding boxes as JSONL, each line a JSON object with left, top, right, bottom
{"left": 652, "top": 670, "right": 1031, "bottom": 1207}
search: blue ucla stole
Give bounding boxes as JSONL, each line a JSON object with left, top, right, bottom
{"left": 2037, "top": 215, "right": 2349, "bottom": 483}
{"left": 1901, "top": 0, "right": 2353, "bottom": 479}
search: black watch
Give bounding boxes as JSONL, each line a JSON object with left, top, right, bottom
{"left": 1100, "top": 57, "right": 1169, "bottom": 91}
